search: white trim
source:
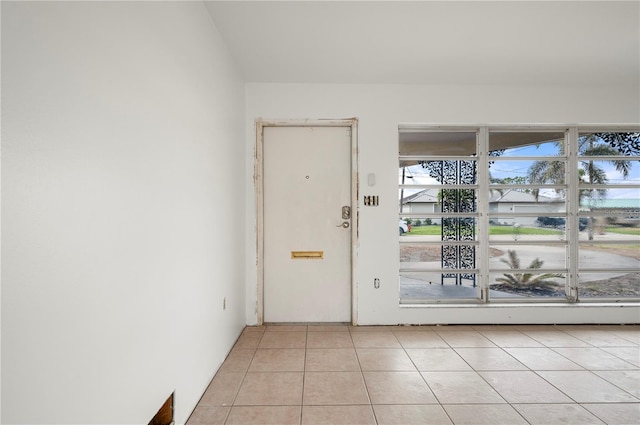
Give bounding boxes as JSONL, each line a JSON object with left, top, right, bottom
{"left": 255, "top": 119, "right": 359, "bottom": 325}
{"left": 255, "top": 121, "right": 264, "bottom": 325}
{"left": 567, "top": 127, "right": 580, "bottom": 301}
{"left": 399, "top": 124, "right": 640, "bottom": 132}
{"left": 478, "top": 126, "right": 490, "bottom": 302}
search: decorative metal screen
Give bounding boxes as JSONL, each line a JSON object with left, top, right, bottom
{"left": 439, "top": 160, "right": 477, "bottom": 286}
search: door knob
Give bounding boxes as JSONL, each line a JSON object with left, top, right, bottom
{"left": 336, "top": 221, "right": 350, "bottom": 228}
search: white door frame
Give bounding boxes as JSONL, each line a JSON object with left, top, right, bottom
{"left": 255, "top": 119, "right": 359, "bottom": 325}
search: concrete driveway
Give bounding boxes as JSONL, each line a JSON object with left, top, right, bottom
{"left": 400, "top": 232, "right": 639, "bottom": 299}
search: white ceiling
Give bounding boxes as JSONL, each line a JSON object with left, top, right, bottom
{"left": 204, "top": 0, "right": 639, "bottom": 86}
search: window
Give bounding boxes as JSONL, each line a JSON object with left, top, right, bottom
{"left": 576, "top": 131, "right": 640, "bottom": 299}
{"left": 399, "top": 126, "right": 639, "bottom": 304}
{"left": 487, "top": 131, "right": 569, "bottom": 301}
{"left": 399, "top": 130, "right": 480, "bottom": 302}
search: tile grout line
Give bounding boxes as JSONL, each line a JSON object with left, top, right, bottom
{"left": 224, "top": 326, "right": 266, "bottom": 424}
{"left": 348, "top": 326, "right": 378, "bottom": 425}
{"left": 300, "top": 329, "right": 307, "bottom": 425}
{"left": 461, "top": 330, "right": 528, "bottom": 424}
{"left": 392, "top": 328, "right": 455, "bottom": 424}
{"left": 188, "top": 325, "right": 638, "bottom": 425}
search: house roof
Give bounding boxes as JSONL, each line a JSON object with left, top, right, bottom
{"left": 582, "top": 198, "right": 640, "bottom": 209}
{"left": 488, "top": 189, "right": 560, "bottom": 203}
{"left": 402, "top": 189, "right": 440, "bottom": 204}
{"left": 402, "top": 188, "right": 561, "bottom": 204}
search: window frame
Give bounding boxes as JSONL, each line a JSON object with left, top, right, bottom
{"left": 399, "top": 125, "right": 640, "bottom": 305}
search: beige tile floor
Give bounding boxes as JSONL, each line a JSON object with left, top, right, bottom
{"left": 186, "top": 324, "right": 640, "bottom": 425}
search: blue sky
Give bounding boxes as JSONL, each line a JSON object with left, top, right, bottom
{"left": 400, "top": 139, "right": 640, "bottom": 200}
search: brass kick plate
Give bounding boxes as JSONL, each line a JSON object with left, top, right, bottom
{"left": 291, "top": 251, "right": 324, "bottom": 259}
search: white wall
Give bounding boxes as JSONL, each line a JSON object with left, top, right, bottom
{"left": 2, "top": 2, "right": 245, "bottom": 424}
{"left": 245, "top": 83, "right": 640, "bottom": 326}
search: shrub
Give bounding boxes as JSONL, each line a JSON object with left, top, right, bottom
{"left": 495, "top": 250, "right": 564, "bottom": 288}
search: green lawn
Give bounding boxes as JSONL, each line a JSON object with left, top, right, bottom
{"left": 406, "top": 225, "right": 640, "bottom": 236}
{"left": 405, "top": 225, "right": 562, "bottom": 236}
{"left": 406, "top": 225, "right": 442, "bottom": 236}
{"left": 489, "top": 226, "right": 561, "bottom": 236}
{"left": 605, "top": 227, "right": 640, "bottom": 236}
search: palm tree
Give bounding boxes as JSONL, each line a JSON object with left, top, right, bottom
{"left": 528, "top": 135, "right": 630, "bottom": 200}
{"left": 527, "top": 134, "right": 631, "bottom": 239}
{"left": 494, "top": 250, "right": 564, "bottom": 289}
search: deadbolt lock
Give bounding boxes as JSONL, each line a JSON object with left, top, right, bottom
{"left": 342, "top": 206, "right": 351, "bottom": 220}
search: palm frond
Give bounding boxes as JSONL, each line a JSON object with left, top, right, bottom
{"left": 494, "top": 250, "right": 564, "bottom": 289}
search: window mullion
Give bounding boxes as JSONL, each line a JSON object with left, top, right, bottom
{"left": 477, "top": 127, "right": 490, "bottom": 302}
{"left": 567, "top": 127, "right": 580, "bottom": 301}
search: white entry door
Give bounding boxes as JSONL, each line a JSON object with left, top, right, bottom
{"left": 263, "top": 125, "right": 353, "bottom": 323}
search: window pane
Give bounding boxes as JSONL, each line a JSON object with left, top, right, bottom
{"left": 399, "top": 131, "right": 477, "bottom": 156}
{"left": 578, "top": 210, "right": 640, "bottom": 241}
{"left": 400, "top": 243, "right": 478, "bottom": 269}
{"left": 399, "top": 191, "right": 443, "bottom": 214}
{"left": 576, "top": 160, "right": 639, "bottom": 185}
{"left": 490, "top": 159, "right": 567, "bottom": 186}
{"left": 489, "top": 272, "right": 567, "bottom": 299}
{"left": 489, "top": 163, "right": 566, "bottom": 187}
{"left": 401, "top": 273, "right": 479, "bottom": 300}
{"left": 399, "top": 217, "right": 442, "bottom": 232}
{"left": 579, "top": 214, "right": 640, "bottom": 241}
{"left": 490, "top": 245, "right": 567, "bottom": 270}
{"left": 400, "top": 189, "right": 479, "bottom": 215}
{"left": 442, "top": 217, "right": 478, "bottom": 243}
{"left": 489, "top": 132, "right": 567, "bottom": 192}
{"left": 577, "top": 272, "right": 640, "bottom": 299}
{"left": 580, "top": 188, "right": 639, "bottom": 214}
{"left": 579, "top": 243, "right": 640, "bottom": 270}
{"left": 577, "top": 132, "right": 640, "bottom": 158}
{"left": 489, "top": 132, "right": 565, "bottom": 156}
{"left": 400, "top": 161, "right": 478, "bottom": 184}
{"left": 489, "top": 243, "right": 566, "bottom": 299}
{"left": 399, "top": 217, "right": 478, "bottom": 239}
{"left": 489, "top": 217, "right": 566, "bottom": 242}
{"left": 400, "top": 243, "right": 440, "bottom": 268}
{"left": 400, "top": 170, "right": 458, "bottom": 187}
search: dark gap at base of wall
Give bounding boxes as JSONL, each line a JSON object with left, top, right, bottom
{"left": 149, "top": 393, "right": 174, "bottom": 425}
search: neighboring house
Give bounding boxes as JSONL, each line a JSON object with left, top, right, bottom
{"left": 402, "top": 188, "right": 565, "bottom": 226}
{"left": 488, "top": 189, "right": 565, "bottom": 226}
{"left": 401, "top": 189, "right": 442, "bottom": 224}
{"left": 581, "top": 198, "right": 640, "bottom": 227}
